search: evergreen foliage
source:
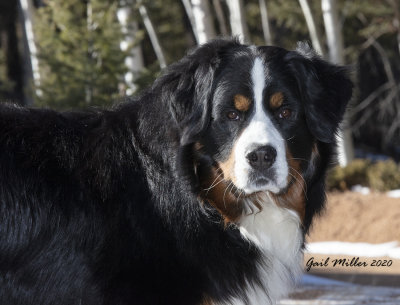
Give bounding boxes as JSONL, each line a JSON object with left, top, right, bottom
{"left": 0, "top": 0, "right": 400, "bottom": 158}
{"left": 34, "top": 0, "right": 128, "bottom": 109}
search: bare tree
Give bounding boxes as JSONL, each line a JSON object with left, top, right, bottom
{"left": 19, "top": 0, "right": 41, "bottom": 103}
{"left": 117, "top": 4, "right": 144, "bottom": 95}
{"left": 138, "top": 3, "right": 167, "bottom": 69}
{"left": 226, "top": 0, "right": 250, "bottom": 43}
{"left": 188, "top": 0, "right": 216, "bottom": 44}
{"left": 388, "top": 0, "right": 400, "bottom": 56}
{"left": 213, "top": 0, "right": 229, "bottom": 36}
{"left": 258, "top": 0, "right": 273, "bottom": 45}
{"left": 351, "top": 13, "right": 400, "bottom": 148}
{"left": 182, "top": 0, "right": 199, "bottom": 43}
{"left": 322, "top": 0, "right": 354, "bottom": 166}
{"left": 298, "top": 0, "right": 325, "bottom": 55}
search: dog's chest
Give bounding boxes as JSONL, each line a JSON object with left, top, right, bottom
{"left": 231, "top": 193, "right": 304, "bottom": 305}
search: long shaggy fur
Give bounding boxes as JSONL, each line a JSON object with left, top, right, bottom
{"left": 0, "top": 39, "right": 352, "bottom": 305}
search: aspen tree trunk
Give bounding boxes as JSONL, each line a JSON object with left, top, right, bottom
{"left": 322, "top": 0, "right": 354, "bottom": 166}
{"left": 259, "top": 0, "right": 273, "bottom": 45}
{"left": 226, "top": 0, "right": 250, "bottom": 43}
{"left": 298, "top": 0, "right": 325, "bottom": 55}
{"left": 182, "top": 0, "right": 200, "bottom": 43}
{"left": 138, "top": 4, "right": 167, "bottom": 69}
{"left": 189, "top": 0, "right": 216, "bottom": 44}
{"left": 213, "top": 0, "right": 229, "bottom": 36}
{"left": 388, "top": 0, "right": 400, "bottom": 56}
{"left": 19, "top": 0, "right": 41, "bottom": 103}
{"left": 117, "top": 5, "right": 144, "bottom": 95}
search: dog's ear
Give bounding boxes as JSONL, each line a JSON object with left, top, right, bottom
{"left": 285, "top": 42, "right": 353, "bottom": 143}
{"left": 153, "top": 39, "right": 242, "bottom": 188}
{"left": 154, "top": 39, "right": 241, "bottom": 145}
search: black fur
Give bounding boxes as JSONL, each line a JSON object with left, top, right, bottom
{"left": 0, "top": 39, "right": 352, "bottom": 305}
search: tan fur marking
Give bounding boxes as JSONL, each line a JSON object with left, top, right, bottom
{"left": 219, "top": 149, "right": 236, "bottom": 184}
{"left": 200, "top": 296, "right": 214, "bottom": 305}
{"left": 270, "top": 92, "right": 284, "bottom": 109}
{"left": 271, "top": 149, "right": 306, "bottom": 223}
{"left": 198, "top": 140, "right": 244, "bottom": 224}
{"left": 234, "top": 94, "right": 251, "bottom": 112}
{"left": 199, "top": 166, "right": 243, "bottom": 224}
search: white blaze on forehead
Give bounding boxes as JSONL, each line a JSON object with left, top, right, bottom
{"left": 252, "top": 57, "right": 265, "bottom": 108}
{"left": 232, "top": 57, "right": 288, "bottom": 193}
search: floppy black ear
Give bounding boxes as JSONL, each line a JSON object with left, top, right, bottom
{"left": 153, "top": 39, "right": 242, "bottom": 187}
{"left": 154, "top": 39, "right": 241, "bottom": 145}
{"left": 285, "top": 43, "right": 353, "bottom": 143}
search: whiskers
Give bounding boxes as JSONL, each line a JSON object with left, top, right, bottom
{"left": 287, "top": 157, "right": 310, "bottom": 164}
{"left": 202, "top": 168, "right": 243, "bottom": 206}
{"left": 203, "top": 171, "right": 226, "bottom": 194}
{"left": 288, "top": 166, "right": 308, "bottom": 200}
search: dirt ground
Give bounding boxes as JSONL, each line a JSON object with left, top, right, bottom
{"left": 307, "top": 191, "right": 400, "bottom": 244}
{"left": 304, "top": 191, "right": 400, "bottom": 281}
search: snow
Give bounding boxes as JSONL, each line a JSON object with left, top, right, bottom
{"left": 278, "top": 275, "right": 400, "bottom": 305}
{"left": 350, "top": 184, "right": 370, "bottom": 195}
{"left": 306, "top": 241, "right": 400, "bottom": 259}
{"left": 349, "top": 185, "right": 400, "bottom": 198}
{"left": 301, "top": 274, "right": 347, "bottom": 286}
{"left": 387, "top": 189, "right": 400, "bottom": 198}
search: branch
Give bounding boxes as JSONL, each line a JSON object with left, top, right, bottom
{"left": 258, "top": 0, "right": 273, "bottom": 45}
{"left": 181, "top": 0, "right": 199, "bottom": 43}
{"left": 138, "top": 4, "right": 167, "bottom": 69}
{"left": 298, "top": 0, "right": 325, "bottom": 56}
{"left": 213, "top": 0, "right": 229, "bottom": 36}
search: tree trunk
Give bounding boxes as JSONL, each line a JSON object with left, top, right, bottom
{"left": 181, "top": 0, "right": 199, "bottom": 43}
{"left": 226, "top": 0, "right": 250, "bottom": 43}
{"left": 298, "top": 0, "right": 325, "bottom": 56}
{"left": 117, "top": 6, "right": 144, "bottom": 96}
{"left": 258, "top": 0, "right": 273, "bottom": 45}
{"left": 213, "top": 0, "right": 229, "bottom": 36}
{"left": 388, "top": 0, "right": 400, "bottom": 56}
{"left": 19, "top": 0, "right": 41, "bottom": 104}
{"left": 322, "top": 0, "right": 354, "bottom": 167}
{"left": 189, "top": 0, "right": 216, "bottom": 44}
{"left": 86, "top": 0, "right": 94, "bottom": 104}
{"left": 138, "top": 4, "right": 167, "bottom": 69}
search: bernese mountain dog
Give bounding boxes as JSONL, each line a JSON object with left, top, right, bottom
{"left": 0, "top": 39, "right": 352, "bottom": 305}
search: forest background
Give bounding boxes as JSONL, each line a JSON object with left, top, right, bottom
{"left": 1, "top": 0, "right": 400, "bottom": 188}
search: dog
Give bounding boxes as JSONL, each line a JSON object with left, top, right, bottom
{"left": 0, "top": 39, "right": 352, "bottom": 305}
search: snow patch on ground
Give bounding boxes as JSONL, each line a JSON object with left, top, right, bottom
{"left": 279, "top": 275, "right": 400, "bottom": 305}
{"left": 306, "top": 241, "right": 400, "bottom": 259}
{"left": 387, "top": 189, "right": 400, "bottom": 198}
{"left": 351, "top": 184, "right": 370, "bottom": 195}
{"left": 350, "top": 185, "right": 400, "bottom": 198}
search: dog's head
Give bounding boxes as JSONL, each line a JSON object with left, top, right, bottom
{"left": 158, "top": 39, "right": 352, "bottom": 226}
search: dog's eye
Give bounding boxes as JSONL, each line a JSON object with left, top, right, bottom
{"left": 278, "top": 109, "right": 292, "bottom": 119}
{"left": 227, "top": 111, "right": 240, "bottom": 121}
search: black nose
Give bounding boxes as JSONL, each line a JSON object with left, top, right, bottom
{"left": 246, "top": 145, "right": 277, "bottom": 170}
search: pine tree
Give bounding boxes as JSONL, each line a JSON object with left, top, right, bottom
{"left": 34, "top": 0, "right": 128, "bottom": 109}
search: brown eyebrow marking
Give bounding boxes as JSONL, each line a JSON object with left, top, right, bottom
{"left": 270, "top": 92, "right": 284, "bottom": 109}
{"left": 234, "top": 94, "right": 251, "bottom": 112}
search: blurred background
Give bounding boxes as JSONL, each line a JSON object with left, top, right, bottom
{"left": 1, "top": 0, "right": 400, "bottom": 301}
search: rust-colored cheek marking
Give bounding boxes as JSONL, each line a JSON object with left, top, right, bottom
{"left": 198, "top": 142, "right": 244, "bottom": 224}
{"left": 218, "top": 148, "right": 236, "bottom": 184}
{"left": 271, "top": 148, "right": 306, "bottom": 223}
{"left": 270, "top": 92, "right": 284, "bottom": 109}
{"left": 234, "top": 94, "right": 251, "bottom": 112}
{"left": 200, "top": 296, "right": 214, "bottom": 305}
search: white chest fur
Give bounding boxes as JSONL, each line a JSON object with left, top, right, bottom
{"left": 229, "top": 193, "right": 304, "bottom": 305}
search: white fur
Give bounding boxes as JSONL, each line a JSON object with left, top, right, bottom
{"left": 233, "top": 57, "right": 288, "bottom": 194}
{"left": 223, "top": 194, "right": 303, "bottom": 305}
